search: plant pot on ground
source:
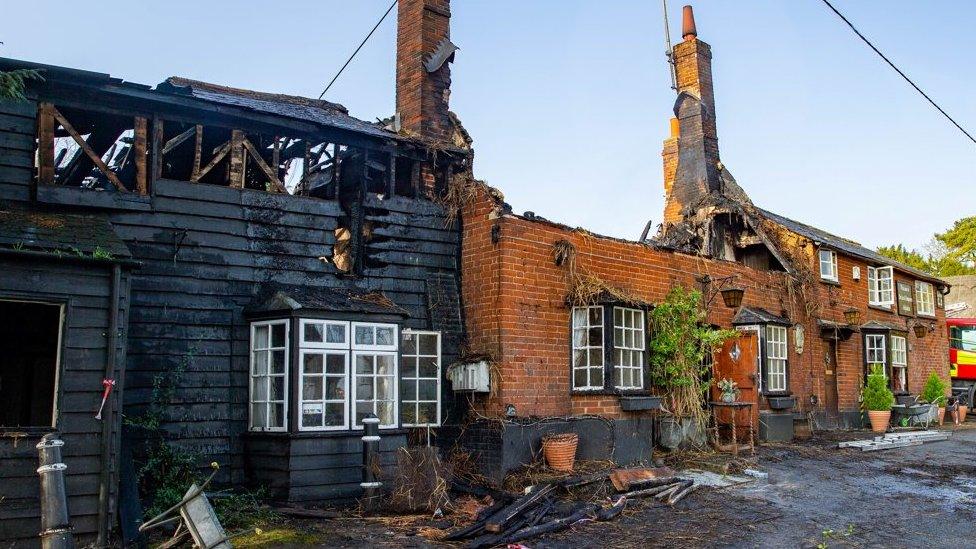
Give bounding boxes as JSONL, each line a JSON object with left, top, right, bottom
{"left": 862, "top": 364, "right": 895, "bottom": 433}
{"left": 920, "top": 371, "right": 949, "bottom": 427}
{"left": 542, "top": 433, "right": 578, "bottom": 472}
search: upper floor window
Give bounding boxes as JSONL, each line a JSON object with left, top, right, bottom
{"left": 915, "top": 281, "right": 935, "bottom": 317}
{"left": 250, "top": 320, "right": 289, "bottom": 431}
{"left": 572, "top": 306, "right": 605, "bottom": 391}
{"left": 765, "top": 325, "right": 788, "bottom": 393}
{"left": 867, "top": 266, "right": 894, "bottom": 307}
{"left": 818, "top": 250, "right": 838, "bottom": 282}
{"left": 613, "top": 307, "right": 646, "bottom": 390}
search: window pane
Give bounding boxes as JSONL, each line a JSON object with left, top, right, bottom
{"left": 304, "top": 353, "right": 323, "bottom": 374}
{"left": 355, "top": 325, "right": 374, "bottom": 345}
{"left": 356, "top": 355, "right": 374, "bottom": 374}
{"left": 591, "top": 368, "right": 603, "bottom": 387}
{"left": 325, "top": 377, "right": 344, "bottom": 400}
{"left": 377, "top": 354, "right": 395, "bottom": 375}
{"left": 401, "top": 379, "right": 416, "bottom": 400}
{"left": 303, "top": 376, "right": 323, "bottom": 400}
{"left": 418, "top": 379, "right": 438, "bottom": 400}
{"left": 418, "top": 403, "right": 437, "bottom": 424}
{"left": 377, "top": 327, "right": 395, "bottom": 346}
{"left": 269, "top": 403, "right": 284, "bottom": 428}
{"left": 302, "top": 403, "right": 323, "bottom": 427}
{"left": 377, "top": 401, "right": 394, "bottom": 425}
{"left": 401, "top": 356, "right": 418, "bottom": 377}
{"left": 252, "top": 377, "right": 268, "bottom": 401}
{"left": 574, "top": 368, "right": 587, "bottom": 388}
{"left": 251, "top": 403, "right": 266, "bottom": 428}
{"left": 270, "top": 377, "right": 285, "bottom": 400}
{"left": 588, "top": 327, "right": 602, "bottom": 346}
{"left": 326, "top": 354, "right": 345, "bottom": 374}
{"left": 402, "top": 404, "right": 417, "bottom": 425}
{"left": 419, "top": 334, "right": 438, "bottom": 355}
{"left": 271, "top": 350, "right": 286, "bottom": 374}
{"left": 325, "top": 403, "right": 345, "bottom": 426}
{"left": 419, "top": 357, "right": 438, "bottom": 377}
{"left": 589, "top": 307, "right": 602, "bottom": 324}
{"left": 376, "top": 377, "right": 394, "bottom": 400}
{"left": 326, "top": 323, "right": 346, "bottom": 344}
{"left": 358, "top": 377, "right": 374, "bottom": 399}
{"left": 254, "top": 325, "right": 269, "bottom": 348}
{"left": 574, "top": 350, "right": 587, "bottom": 368}
{"left": 573, "top": 328, "right": 587, "bottom": 347}
{"left": 589, "top": 348, "right": 603, "bottom": 366}
{"left": 614, "top": 307, "right": 623, "bottom": 325}
{"left": 253, "top": 350, "right": 268, "bottom": 375}
{"left": 573, "top": 307, "right": 587, "bottom": 325}
{"left": 304, "top": 322, "right": 324, "bottom": 343}
{"left": 271, "top": 323, "right": 286, "bottom": 347}
{"left": 402, "top": 333, "right": 417, "bottom": 354}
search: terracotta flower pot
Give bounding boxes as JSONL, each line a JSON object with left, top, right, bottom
{"left": 960, "top": 405, "right": 968, "bottom": 423}
{"left": 867, "top": 410, "right": 891, "bottom": 433}
{"left": 542, "top": 433, "right": 578, "bottom": 472}
{"left": 938, "top": 407, "right": 946, "bottom": 426}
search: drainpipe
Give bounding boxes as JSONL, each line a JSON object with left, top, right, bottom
{"left": 96, "top": 264, "right": 121, "bottom": 547}
{"left": 37, "top": 434, "right": 75, "bottom": 549}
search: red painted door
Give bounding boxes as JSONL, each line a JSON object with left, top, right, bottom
{"left": 713, "top": 332, "right": 759, "bottom": 438}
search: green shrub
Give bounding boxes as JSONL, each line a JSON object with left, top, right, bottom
{"left": 862, "top": 364, "right": 894, "bottom": 411}
{"left": 920, "top": 372, "right": 948, "bottom": 406}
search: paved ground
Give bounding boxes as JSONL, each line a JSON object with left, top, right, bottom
{"left": 244, "top": 425, "right": 976, "bottom": 548}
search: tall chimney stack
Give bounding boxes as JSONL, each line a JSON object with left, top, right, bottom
{"left": 396, "top": 0, "right": 455, "bottom": 143}
{"left": 661, "top": 4, "right": 721, "bottom": 226}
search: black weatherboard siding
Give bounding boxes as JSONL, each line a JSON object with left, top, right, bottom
{"left": 0, "top": 58, "right": 467, "bottom": 544}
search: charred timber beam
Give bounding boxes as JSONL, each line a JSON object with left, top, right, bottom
{"left": 242, "top": 137, "right": 286, "bottom": 193}
{"left": 50, "top": 105, "right": 128, "bottom": 192}
{"left": 161, "top": 125, "right": 196, "bottom": 156}
{"left": 192, "top": 140, "right": 230, "bottom": 182}
{"left": 37, "top": 102, "right": 57, "bottom": 186}
{"left": 191, "top": 125, "right": 203, "bottom": 179}
{"left": 228, "top": 130, "right": 245, "bottom": 188}
{"left": 134, "top": 116, "right": 148, "bottom": 194}
{"left": 150, "top": 117, "right": 164, "bottom": 187}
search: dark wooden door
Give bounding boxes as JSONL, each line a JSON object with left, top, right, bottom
{"left": 713, "top": 332, "right": 760, "bottom": 435}
{"left": 823, "top": 339, "right": 840, "bottom": 427}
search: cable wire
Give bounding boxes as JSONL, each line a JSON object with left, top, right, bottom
{"left": 318, "top": 0, "right": 398, "bottom": 100}
{"left": 820, "top": 0, "right": 976, "bottom": 145}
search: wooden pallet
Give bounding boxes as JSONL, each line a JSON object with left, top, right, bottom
{"left": 838, "top": 430, "right": 951, "bottom": 452}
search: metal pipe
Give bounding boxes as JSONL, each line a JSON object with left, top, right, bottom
{"left": 96, "top": 264, "right": 121, "bottom": 546}
{"left": 360, "top": 413, "right": 382, "bottom": 514}
{"left": 37, "top": 434, "right": 75, "bottom": 549}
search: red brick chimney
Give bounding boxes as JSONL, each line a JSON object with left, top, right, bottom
{"left": 662, "top": 5, "right": 721, "bottom": 226}
{"left": 396, "top": 0, "right": 455, "bottom": 143}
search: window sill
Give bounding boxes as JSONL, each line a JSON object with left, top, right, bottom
{"left": 245, "top": 428, "right": 411, "bottom": 438}
{"left": 917, "top": 313, "right": 936, "bottom": 319}
{"left": 819, "top": 278, "right": 841, "bottom": 287}
{"left": 867, "top": 305, "right": 895, "bottom": 314}
{"left": 571, "top": 389, "right": 653, "bottom": 398}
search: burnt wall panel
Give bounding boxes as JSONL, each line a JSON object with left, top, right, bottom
{"left": 0, "top": 99, "right": 36, "bottom": 203}
{"left": 0, "top": 257, "right": 127, "bottom": 547}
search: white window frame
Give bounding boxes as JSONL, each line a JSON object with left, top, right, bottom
{"left": 612, "top": 307, "right": 645, "bottom": 390}
{"left": 400, "top": 330, "right": 442, "bottom": 427}
{"left": 353, "top": 349, "right": 399, "bottom": 429}
{"left": 891, "top": 335, "right": 907, "bottom": 392}
{"left": 351, "top": 321, "right": 399, "bottom": 352}
{"left": 915, "top": 281, "right": 935, "bottom": 317}
{"left": 571, "top": 306, "right": 604, "bottom": 391}
{"left": 298, "top": 349, "right": 350, "bottom": 432}
{"left": 249, "top": 320, "right": 289, "bottom": 432}
{"left": 765, "top": 325, "right": 788, "bottom": 393}
{"left": 818, "top": 249, "right": 838, "bottom": 282}
{"left": 299, "top": 318, "right": 349, "bottom": 350}
{"left": 868, "top": 266, "right": 894, "bottom": 307}
{"left": 865, "top": 333, "right": 887, "bottom": 372}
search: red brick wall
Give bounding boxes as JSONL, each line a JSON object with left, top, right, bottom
{"left": 396, "top": 0, "right": 453, "bottom": 143}
{"left": 460, "top": 188, "right": 950, "bottom": 421}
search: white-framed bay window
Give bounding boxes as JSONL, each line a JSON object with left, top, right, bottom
{"left": 613, "top": 307, "right": 645, "bottom": 390}
{"left": 250, "top": 320, "right": 289, "bottom": 431}
{"left": 867, "top": 266, "right": 894, "bottom": 307}
{"left": 819, "top": 249, "right": 838, "bottom": 282}
{"left": 891, "top": 335, "right": 907, "bottom": 393}
{"left": 300, "top": 350, "right": 349, "bottom": 430}
{"left": 915, "top": 281, "right": 935, "bottom": 317}
{"left": 571, "top": 306, "right": 605, "bottom": 391}
{"left": 764, "top": 325, "right": 788, "bottom": 393}
{"left": 401, "top": 330, "right": 441, "bottom": 427}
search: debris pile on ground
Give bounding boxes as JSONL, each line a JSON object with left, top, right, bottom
{"left": 838, "top": 430, "right": 952, "bottom": 452}
{"left": 444, "top": 464, "right": 708, "bottom": 547}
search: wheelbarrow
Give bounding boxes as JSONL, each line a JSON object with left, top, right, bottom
{"left": 138, "top": 463, "right": 233, "bottom": 549}
{"left": 891, "top": 403, "right": 936, "bottom": 429}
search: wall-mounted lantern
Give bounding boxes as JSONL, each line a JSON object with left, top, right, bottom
{"left": 843, "top": 308, "right": 861, "bottom": 326}
{"left": 720, "top": 287, "right": 745, "bottom": 308}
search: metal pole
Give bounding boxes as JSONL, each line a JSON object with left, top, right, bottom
{"left": 662, "top": 0, "right": 677, "bottom": 90}
{"left": 360, "top": 413, "right": 382, "bottom": 514}
{"left": 37, "top": 434, "right": 75, "bottom": 549}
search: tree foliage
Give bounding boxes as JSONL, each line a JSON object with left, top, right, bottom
{"left": 936, "top": 216, "right": 976, "bottom": 267}
{"left": 0, "top": 68, "right": 43, "bottom": 101}
{"left": 877, "top": 217, "right": 976, "bottom": 277}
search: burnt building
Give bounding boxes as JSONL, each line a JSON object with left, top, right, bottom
{"left": 0, "top": 0, "right": 469, "bottom": 544}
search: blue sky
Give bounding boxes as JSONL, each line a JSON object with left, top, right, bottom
{"left": 4, "top": 1, "right": 973, "bottom": 250}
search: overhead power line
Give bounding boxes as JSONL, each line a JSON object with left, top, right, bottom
{"left": 820, "top": 0, "right": 976, "bottom": 146}
{"left": 318, "top": 0, "right": 397, "bottom": 100}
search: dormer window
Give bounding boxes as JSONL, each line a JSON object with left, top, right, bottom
{"left": 818, "top": 249, "right": 838, "bottom": 282}
{"left": 867, "top": 266, "right": 894, "bottom": 307}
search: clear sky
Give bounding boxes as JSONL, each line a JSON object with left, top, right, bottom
{"left": 3, "top": 1, "right": 973, "bottom": 250}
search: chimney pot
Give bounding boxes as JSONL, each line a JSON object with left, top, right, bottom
{"left": 669, "top": 117, "right": 680, "bottom": 138}
{"left": 682, "top": 5, "right": 697, "bottom": 41}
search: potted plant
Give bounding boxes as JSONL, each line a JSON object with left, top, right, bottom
{"left": 649, "top": 286, "right": 737, "bottom": 450}
{"left": 717, "top": 378, "right": 739, "bottom": 403}
{"left": 862, "top": 364, "right": 895, "bottom": 433}
{"left": 920, "top": 372, "right": 948, "bottom": 426}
